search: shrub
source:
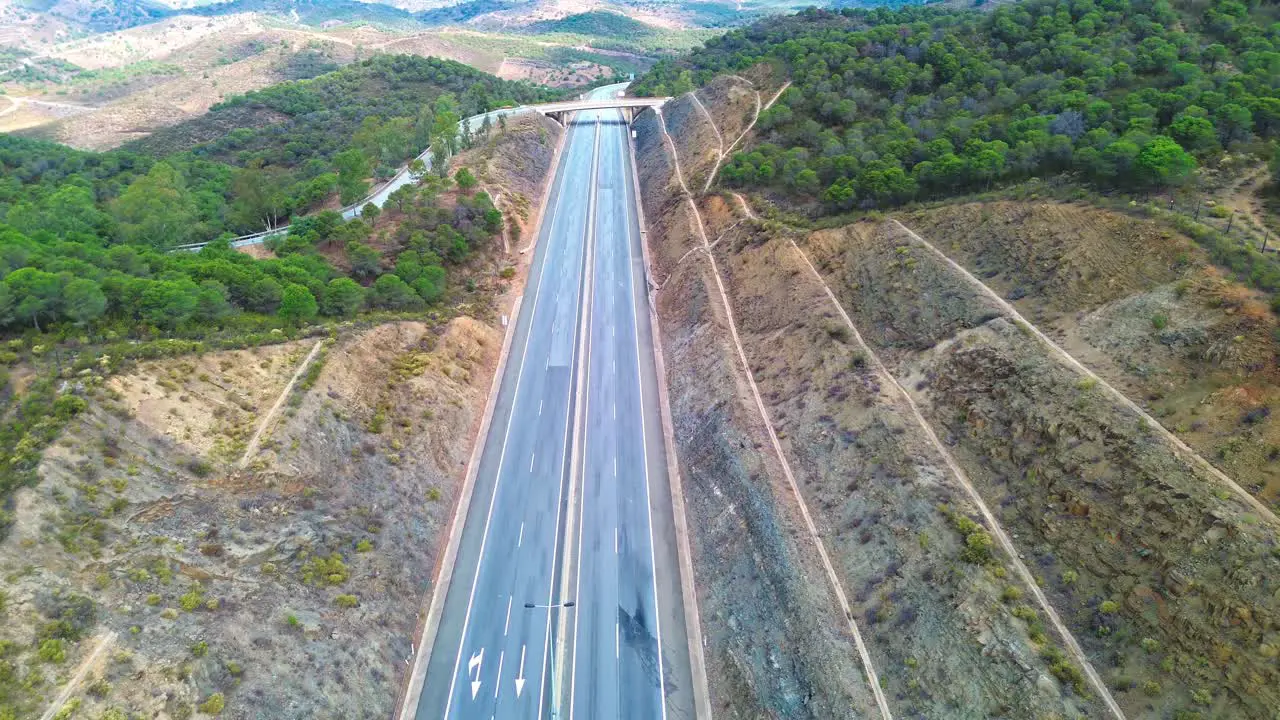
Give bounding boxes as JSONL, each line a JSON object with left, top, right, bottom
{"left": 191, "top": 641, "right": 208, "bottom": 657}
{"left": 1001, "top": 586, "right": 1022, "bottom": 603}
{"left": 1141, "top": 637, "right": 1160, "bottom": 653}
{"left": 941, "top": 505, "right": 995, "bottom": 564}
{"left": 961, "top": 529, "right": 994, "bottom": 564}
{"left": 179, "top": 586, "right": 205, "bottom": 612}
{"left": 355, "top": 539, "right": 373, "bottom": 553}
{"left": 301, "top": 552, "right": 349, "bottom": 585}
{"left": 1099, "top": 600, "right": 1119, "bottom": 614}
{"left": 88, "top": 677, "right": 112, "bottom": 698}
{"left": 38, "top": 638, "right": 66, "bottom": 663}
{"left": 199, "top": 693, "right": 225, "bottom": 715}
{"left": 1151, "top": 313, "right": 1169, "bottom": 330}
{"left": 187, "top": 458, "right": 214, "bottom": 477}
{"left": 52, "top": 394, "right": 88, "bottom": 420}
{"left": 455, "top": 168, "right": 478, "bottom": 192}
{"left": 1061, "top": 569, "right": 1078, "bottom": 585}
{"left": 1041, "top": 646, "right": 1087, "bottom": 695}
{"left": 334, "top": 594, "right": 359, "bottom": 608}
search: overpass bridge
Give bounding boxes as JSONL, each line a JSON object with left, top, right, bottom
{"left": 530, "top": 96, "right": 671, "bottom": 125}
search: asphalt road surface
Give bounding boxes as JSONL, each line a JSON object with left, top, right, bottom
{"left": 414, "top": 87, "right": 693, "bottom": 720}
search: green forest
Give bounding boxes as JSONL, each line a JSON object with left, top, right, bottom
{"left": 635, "top": 0, "right": 1280, "bottom": 210}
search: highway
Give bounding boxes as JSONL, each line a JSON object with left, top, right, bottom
{"left": 411, "top": 86, "right": 693, "bottom": 719}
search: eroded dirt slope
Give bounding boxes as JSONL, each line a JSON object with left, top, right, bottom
{"left": 804, "top": 220, "right": 1280, "bottom": 718}
{"left": 906, "top": 202, "right": 1280, "bottom": 508}
{"left": 0, "top": 319, "right": 498, "bottom": 719}
{"left": 705, "top": 198, "right": 1102, "bottom": 719}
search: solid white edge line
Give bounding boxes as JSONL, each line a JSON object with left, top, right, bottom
{"left": 440, "top": 102, "right": 578, "bottom": 720}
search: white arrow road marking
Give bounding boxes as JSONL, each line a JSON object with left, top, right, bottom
{"left": 468, "top": 649, "right": 485, "bottom": 699}
{"left": 515, "top": 645, "right": 527, "bottom": 697}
